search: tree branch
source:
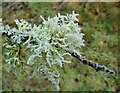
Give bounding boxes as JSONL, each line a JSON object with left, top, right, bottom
{"left": 69, "top": 52, "right": 115, "bottom": 75}
{"left": 2, "top": 31, "right": 115, "bottom": 75}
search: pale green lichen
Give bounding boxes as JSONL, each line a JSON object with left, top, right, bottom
{"left": 1, "top": 11, "right": 84, "bottom": 91}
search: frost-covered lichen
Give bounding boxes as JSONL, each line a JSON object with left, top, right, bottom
{"left": 1, "top": 11, "right": 115, "bottom": 91}
{"left": 1, "top": 11, "right": 85, "bottom": 91}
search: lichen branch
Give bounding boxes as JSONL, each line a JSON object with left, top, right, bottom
{"left": 2, "top": 31, "right": 115, "bottom": 75}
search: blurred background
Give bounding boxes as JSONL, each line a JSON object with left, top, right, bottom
{"left": 2, "top": 2, "right": 119, "bottom": 91}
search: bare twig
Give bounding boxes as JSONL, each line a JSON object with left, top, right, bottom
{"left": 69, "top": 52, "right": 115, "bottom": 75}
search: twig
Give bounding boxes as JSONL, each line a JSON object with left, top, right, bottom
{"left": 70, "top": 52, "right": 115, "bottom": 75}
{"left": 2, "top": 31, "right": 115, "bottom": 75}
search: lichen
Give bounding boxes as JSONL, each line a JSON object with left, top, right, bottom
{"left": 1, "top": 11, "right": 84, "bottom": 91}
